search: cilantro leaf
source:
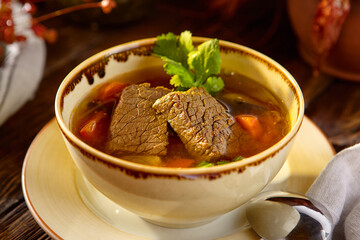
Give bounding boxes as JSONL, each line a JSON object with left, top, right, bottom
{"left": 201, "top": 76, "right": 224, "bottom": 95}
{"left": 188, "top": 39, "right": 222, "bottom": 86}
{"left": 154, "top": 33, "right": 179, "bottom": 62}
{"left": 169, "top": 75, "right": 182, "bottom": 88}
{"left": 163, "top": 59, "right": 194, "bottom": 88}
{"left": 178, "top": 31, "right": 193, "bottom": 68}
{"left": 233, "top": 156, "right": 244, "bottom": 161}
{"left": 197, "top": 161, "right": 214, "bottom": 168}
{"left": 154, "top": 31, "right": 193, "bottom": 68}
{"left": 154, "top": 31, "right": 224, "bottom": 95}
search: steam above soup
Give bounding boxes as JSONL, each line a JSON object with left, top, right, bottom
{"left": 71, "top": 68, "right": 289, "bottom": 168}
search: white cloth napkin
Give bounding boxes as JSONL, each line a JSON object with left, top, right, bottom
{"left": 307, "top": 143, "right": 360, "bottom": 240}
{"left": 0, "top": 0, "right": 46, "bottom": 126}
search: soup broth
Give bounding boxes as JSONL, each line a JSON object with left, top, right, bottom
{"left": 71, "top": 67, "right": 289, "bottom": 168}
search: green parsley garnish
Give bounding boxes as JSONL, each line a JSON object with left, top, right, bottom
{"left": 197, "top": 161, "right": 214, "bottom": 168}
{"left": 154, "top": 31, "right": 224, "bottom": 95}
{"left": 233, "top": 156, "right": 244, "bottom": 161}
{"left": 216, "top": 160, "right": 231, "bottom": 165}
{"left": 196, "top": 158, "right": 243, "bottom": 168}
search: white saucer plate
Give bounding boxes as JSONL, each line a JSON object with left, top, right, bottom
{"left": 22, "top": 117, "right": 335, "bottom": 240}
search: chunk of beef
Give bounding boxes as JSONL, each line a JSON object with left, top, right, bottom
{"left": 153, "top": 87, "right": 235, "bottom": 161}
{"left": 225, "top": 123, "right": 249, "bottom": 159}
{"left": 106, "top": 83, "right": 171, "bottom": 155}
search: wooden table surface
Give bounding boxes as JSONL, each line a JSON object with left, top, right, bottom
{"left": 1, "top": 1, "right": 359, "bottom": 239}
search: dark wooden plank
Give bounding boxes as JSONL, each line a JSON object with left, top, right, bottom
{"left": 0, "top": 201, "right": 50, "bottom": 240}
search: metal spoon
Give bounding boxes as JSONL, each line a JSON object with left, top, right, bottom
{"left": 246, "top": 191, "right": 333, "bottom": 240}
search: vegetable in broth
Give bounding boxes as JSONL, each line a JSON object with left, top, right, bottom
{"left": 71, "top": 30, "right": 289, "bottom": 168}
{"left": 71, "top": 68, "right": 289, "bottom": 168}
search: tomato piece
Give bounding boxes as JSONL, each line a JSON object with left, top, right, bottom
{"left": 79, "top": 111, "right": 110, "bottom": 146}
{"left": 235, "top": 115, "right": 264, "bottom": 140}
{"left": 164, "top": 158, "right": 195, "bottom": 168}
{"left": 98, "top": 82, "right": 127, "bottom": 101}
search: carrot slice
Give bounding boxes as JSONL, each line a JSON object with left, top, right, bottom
{"left": 98, "top": 82, "right": 127, "bottom": 101}
{"left": 235, "top": 115, "right": 264, "bottom": 140}
{"left": 79, "top": 111, "right": 110, "bottom": 146}
{"left": 164, "top": 158, "right": 195, "bottom": 168}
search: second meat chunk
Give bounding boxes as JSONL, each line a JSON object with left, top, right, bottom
{"left": 106, "top": 83, "right": 171, "bottom": 155}
{"left": 153, "top": 87, "right": 235, "bottom": 161}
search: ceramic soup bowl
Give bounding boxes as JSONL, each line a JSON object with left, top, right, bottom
{"left": 55, "top": 37, "right": 304, "bottom": 228}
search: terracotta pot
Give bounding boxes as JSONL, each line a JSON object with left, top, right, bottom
{"left": 287, "top": 0, "right": 360, "bottom": 81}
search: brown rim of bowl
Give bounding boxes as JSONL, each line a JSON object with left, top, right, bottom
{"left": 55, "top": 37, "right": 305, "bottom": 176}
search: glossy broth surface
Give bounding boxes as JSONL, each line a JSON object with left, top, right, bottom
{"left": 71, "top": 67, "right": 289, "bottom": 167}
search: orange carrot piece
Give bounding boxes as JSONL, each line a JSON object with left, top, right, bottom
{"left": 98, "top": 82, "right": 127, "bottom": 101}
{"left": 164, "top": 158, "right": 195, "bottom": 168}
{"left": 235, "top": 115, "right": 264, "bottom": 140}
{"left": 79, "top": 111, "right": 110, "bottom": 146}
